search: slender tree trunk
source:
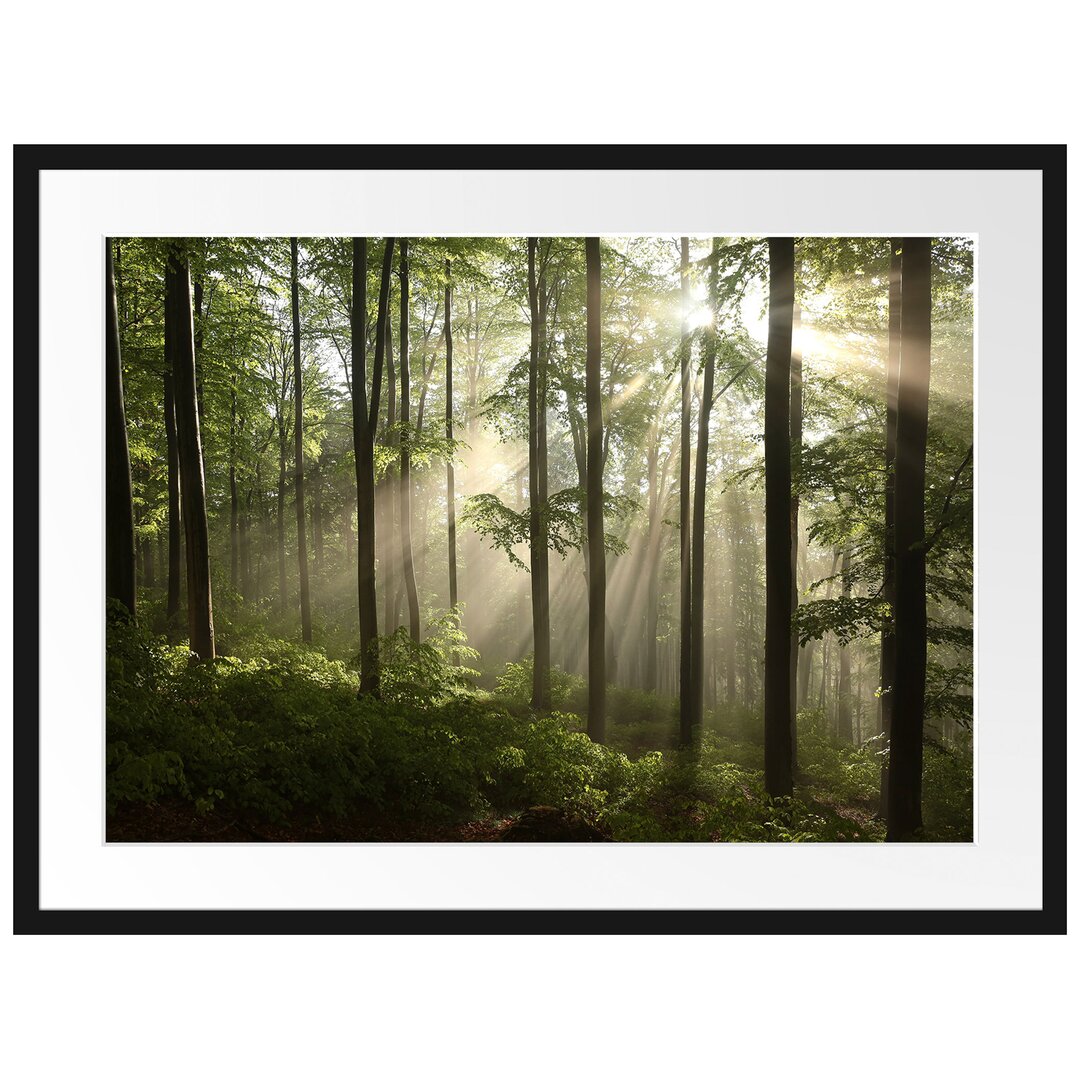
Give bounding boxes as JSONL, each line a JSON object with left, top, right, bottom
{"left": 105, "top": 240, "right": 137, "bottom": 618}
{"left": 687, "top": 237, "right": 718, "bottom": 744}
{"left": 887, "top": 236, "right": 932, "bottom": 842}
{"left": 880, "top": 238, "right": 902, "bottom": 812}
{"left": 277, "top": 412, "right": 287, "bottom": 614}
{"left": 678, "top": 236, "right": 693, "bottom": 741}
{"left": 398, "top": 239, "right": 421, "bottom": 642}
{"left": 193, "top": 275, "right": 206, "bottom": 428}
{"left": 764, "top": 236, "right": 794, "bottom": 796}
{"left": 229, "top": 378, "right": 239, "bottom": 591}
{"left": 164, "top": 318, "right": 182, "bottom": 619}
{"left": 585, "top": 237, "right": 606, "bottom": 742}
{"left": 727, "top": 514, "right": 739, "bottom": 705}
{"left": 527, "top": 238, "right": 551, "bottom": 709}
{"left": 165, "top": 246, "right": 214, "bottom": 660}
{"left": 290, "top": 237, "right": 313, "bottom": 642}
{"left": 789, "top": 298, "right": 803, "bottom": 767}
{"left": 837, "top": 547, "right": 853, "bottom": 742}
{"left": 445, "top": 261, "right": 458, "bottom": 615}
{"left": 353, "top": 237, "right": 395, "bottom": 696}
{"left": 382, "top": 305, "right": 398, "bottom": 634}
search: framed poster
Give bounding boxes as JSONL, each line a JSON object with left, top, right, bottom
{"left": 13, "top": 144, "right": 1066, "bottom": 932}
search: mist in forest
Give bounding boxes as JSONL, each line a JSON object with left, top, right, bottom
{"left": 106, "top": 234, "right": 974, "bottom": 843}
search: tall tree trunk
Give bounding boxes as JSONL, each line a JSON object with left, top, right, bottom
{"left": 837, "top": 547, "right": 853, "bottom": 741}
{"left": 687, "top": 237, "right": 718, "bottom": 744}
{"left": 229, "top": 378, "right": 239, "bottom": 591}
{"left": 290, "top": 237, "right": 312, "bottom": 642}
{"left": 789, "top": 297, "right": 803, "bottom": 766}
{"left": 887, "top": 236, "right": 932, "bottom": 842}
{"left": 764, "top": 236, "right": 794, "bottom": 796}
{"left": 105, "top": 239, "right": 137, "bottom": 618}
{"left": 353, "top": 237, "right": 395, "bottom": 696}
{"left": 678, "top": 236, "right": 693, "bottom": 741}
{"left": 880, "top": 238, "right": 902, "bottom": 812}
{"left": 382, "top": 304, "right": 398, "bottom": 634}
{"left": 193, "top": 274, "right": 206, "bottom": 429}
{"left": 165, "top": 246, "right": 214, "bottom": 660}
{"left": 277, "top": 409, "right": 287, "bottom": 613}
{"left": 527, "top": 238, "right": 551, "bottom": 709}
{"left": 584, "top": 237, "right": 606, "bottom": 743}
{"left": 445, "top": 260, "right": 458, "bottom": 615}
{"left": 398, "top": 239, "right": 421, "bottom": 642}
{"left": 164, "top": 313, "right": 182, "bottom": 620}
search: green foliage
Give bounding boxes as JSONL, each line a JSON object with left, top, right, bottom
{"left": 795, "top": 709, "right": 883, "bottom": 804}
{"left": 462, "top": 487, "right": 635, "bottom": 571}
{"left": 107, "top": 605, "right": 969, "bottom": 842}
{"left": 921, "top": 736, "right": 974, "bottom": 841}
{"left": 372, "top": 608, "right": 480, "bottom": 708}
{"left": 493, "top": 656, "right": 585, "bottom": 708}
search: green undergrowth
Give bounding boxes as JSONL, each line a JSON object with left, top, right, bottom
{"left": 106, "top": 612, "right": 970, "bottom": 842}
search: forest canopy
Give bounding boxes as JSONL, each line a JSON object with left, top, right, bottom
{"left": 105, "top": 234, "right": 974, "bottom": 843}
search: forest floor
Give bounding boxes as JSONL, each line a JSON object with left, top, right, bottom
{"left": 106, "top": 788, "right": 881, "bottom": 843}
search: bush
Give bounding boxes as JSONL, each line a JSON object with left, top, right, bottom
{"left": 921, "top": 737, "right": 973, "bottom": 841}
{"left": 104, "top": 609, "right": 964, "bottom": 843}
{"left": 493, "top": 656, "right": 585, "bottom": 709}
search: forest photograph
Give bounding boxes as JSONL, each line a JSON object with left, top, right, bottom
{"left": 104, "top": 233, "right": 974, "bottom": 845}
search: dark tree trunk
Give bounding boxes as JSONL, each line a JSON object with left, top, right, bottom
{"left": 764, "top": 236, "right": 794, "bottom": 797}
{"left": 277, "top": 409, "right": 287, "bottom": 614}
{"left": 165, "top": 246, "right": 215, "bottom": 660}
{"left": 105, "top": 240, "right": 137, "bottom": 618}
{"left": 164, "top": 322, "right": 182, "bottom": 620}
{"left": 527, "top": 238, "right": 551, "bottom": 709}
{"left": 193, "top": 275, "right": 206, "bottom": 428}
{"left": 445, "top": 261, "right": 458, "bottom": 615}
{"left": 398, "top": 239, "right": 421, "bottom": 642}
{"left": 382, "top": 303, "right": 398, "bottom": 635}
{"left": 678, "top": 236, "right": 693, "bottom": 742}
{"left": 687, "top": 237, "right": 718, "bottom": 744}
{"left": 584, "top": 237, "right": 605, "bottom": 743}
{"left": 353, "top": 237, "right": 395, "bottom": 696}
{"left": 887, "top": 236, "right": 932, "bottom": 842}
{"left": 290, "top": 237, "right": 312, "bottom": 643}
{"left": 880, "top": 238, "right": 902, "bottom": 812}
{"left": 229, "top": 378, "right": 239, "bottom": 591}
{"left": 789, "top": 298, "right": 803, "bottom": 766}
{"left": 837, "top": 547, "right": 853, "bottom": 742}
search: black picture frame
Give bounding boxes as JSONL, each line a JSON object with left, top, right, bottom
{"left": 13, "top": 144, "right": 1066, "bottom": 934}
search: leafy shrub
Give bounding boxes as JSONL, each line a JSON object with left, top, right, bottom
{"left": 104, "top": 608, "right": 962, "bottom": 843}
{"left": 921, "top": 737, "right": 973, "bottom": 841}
{"left": 493, "top": 657, "right": 585, "bottom": 709}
